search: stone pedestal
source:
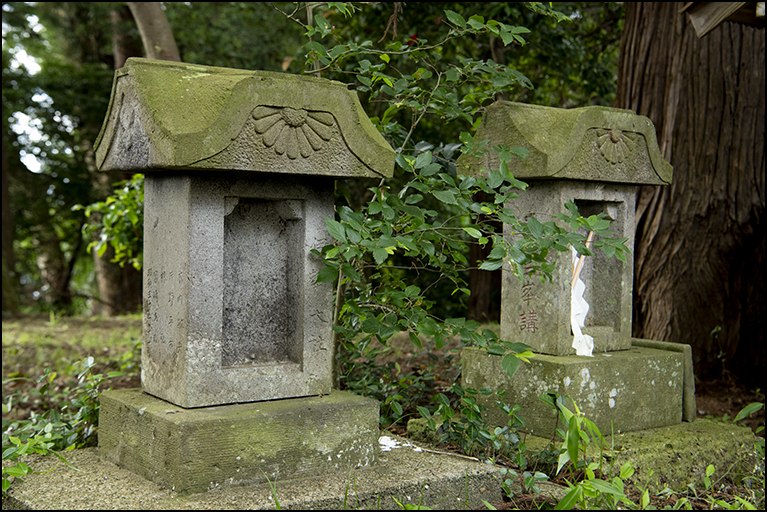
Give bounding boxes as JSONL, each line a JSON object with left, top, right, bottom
{"left": 93, "top": 58, "right": 395, "bottom": 492}
{"left": 458, "top": 102, "right": 694, "bottom": 434}
{"left": 462, "top": 340, "right": 696, "bottom": 438}
{"left": 99, "top": 389, "right": 379, "bottom": 495}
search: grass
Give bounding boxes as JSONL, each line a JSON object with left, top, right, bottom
{"left": 2, "top": 314, "right": 142, "bottom": 424}
{"left": 2, "top": 314, "right": 764, "bottom": 509}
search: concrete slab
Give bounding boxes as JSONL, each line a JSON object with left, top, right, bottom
{"left": 6, "top": 420, "right": 757, "bottom": 510}
{"left": 407, "top": 418, "right": 761, "bottom": 493}
{"left": 99, "top": 389, "right": 379, "bottom": 495}
{"left": 2, "top": 435, "right": 513, "bottom": 510}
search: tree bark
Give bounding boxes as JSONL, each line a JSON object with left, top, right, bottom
{"left": 87, "top": 5, "right": 148, "bottom": 316}
{"left": 2, "top": 133, "right": 20, "bottom": 315}
{"left": 92, "top": 244, "right": 141, "bottom": 316}
{"left": 127, "top": 2, "right": 181, "bottom": 62}
{"left": 467, "top": 191, "right": 502, "bottom": 323}
{"left": 614, "top": 2, "right": 765, "bottom": 386}
{"left": 111, "top": 5, "right": 145, "bottom": 69}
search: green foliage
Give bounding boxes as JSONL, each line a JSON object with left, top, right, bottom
{"left": 163, "top": 3, "right": 305, "bottom": 72}
{"left": 73, "top": 173, "right": 144, "bottom": 270}
{"left": 2, "top": 336, "right": 141, "bottom": 496}
{"left": 417, "top": 384, "right": 533, "bottom": 459}
{"left": 3, "top": 2, "right": 122, "bottom": 312}
{"left": 279, "top": 3, "right": 631, "bottom": 436}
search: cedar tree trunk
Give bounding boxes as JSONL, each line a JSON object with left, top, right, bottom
{"left": 614, "top": 2, "right": 765, "bottom": 386}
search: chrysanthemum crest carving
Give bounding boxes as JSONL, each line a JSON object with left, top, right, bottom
{"left": 596, "top": 128, "right": 633, "bottom": 165}
{"left": 252, "top": 106, "right": 334, "bottom": 160}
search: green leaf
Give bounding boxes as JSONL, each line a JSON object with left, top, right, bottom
{"left": 567, "top": 415, "right": 580, "bottom": 465}
{"left": 459, "top": 131, "right": 474, "bottom": 146}
{"left": 501, "top": 353, "right": 520, "bottom": 378}
{"left": 340, "top": 263, "right": 360, "bottom": 281}
{"left": 414, "top": 151, "right": 432, "bottom": 169}
{"left": 404, "top": 285, "right": 421, "bottom": 297}
{"left": 528, "top": 217, "right": 544, "bottom": 238}
{"left": 419, "top": 163, "right": 441, "bottom": 177}
{"left": 419, "top": 317, "right": 439, "bottom": 336}
{"left": 404, "top": 193, "right": 424, "bottom": 205}
{"left": 487, "top": 169, "right": 504, "bottom": 189}
{"left": 444, "top": 10, "right": 466, "bottom": 28}
{"left": 467, "top": 15, "right": 485, "bottom": 30}
{"left": 432, "top": 190, "right": 457, "bottom": 205}
{"left": 372, "top": 247, "right": 389, "bottom": 265}
{"left": 479, "top": 259, "right": 503, "bottom": 271}
{"left": 589, "top": 479, "right": 625, "bottom": 496}
{"left": 409, "top": 332, "right": 423, "bottom": 350}
{"left": 462, "top": 227, "right": 482, "bottom": 239}
{"left": 445, "top": 68, "right": 460, "bottom": 82}
{"left": 316, "top": 266, "right": 338, "bottom": 284}
{"left": 435, "top": 332, "right": 446, "bottom": 349}
{"left": 4, "top": 465, "right": 29, "bottom": 477}
{"left": 361, "top": 317, "right": 381, "bottom": 334}
{"left": 555, "top": 487, "right": 581, "bottom": 510}
{"left": 620, "top": 461, "right": 636, "bottom": 479}
{"left": 314, "top": 14, "right": 332, "bottom": 37}
{"left": 734, "top": 402, "right": 763, "bottom": 423}
{"left": 325, "top": 218, "right": 346, "bottom": 242}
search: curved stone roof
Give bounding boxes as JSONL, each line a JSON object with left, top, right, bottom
{"left": 458, "top": 101, "right": 672, "bottom": 185}
{"left": 95, "top": 58, "right": 395, "bottom": 178}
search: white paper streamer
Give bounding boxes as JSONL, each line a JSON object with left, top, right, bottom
{"left": 571, "top": 246, "right": 594, "bottom": 357}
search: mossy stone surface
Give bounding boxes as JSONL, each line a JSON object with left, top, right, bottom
{"left": 462, "top": 342, "right": 691, "bottom": 438}
{"left": 458, "top": 101, "right": 672, "bottom": 185}
{"left": 94, "top": 58, "right": 394, "bottom": 178}
{"left": 98, "top": 388, "right": 380, "bottom": 495}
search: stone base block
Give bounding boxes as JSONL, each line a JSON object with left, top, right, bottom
{"left": 461, "top": 339, "right": 695, "bottom": 438}
{"left": 99, "top": 388, "right": 379, "bottom": 495}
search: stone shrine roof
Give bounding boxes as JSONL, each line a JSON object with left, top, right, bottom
{"left": 94, "top": 58, "right": 395, "bottom": 178}
{"left": 458, "top": 101, "right": 673, "bottom": 185}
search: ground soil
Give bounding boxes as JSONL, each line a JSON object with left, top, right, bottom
{"left": 2, "top": 314, "right": 763, "bottom": 509}
{"left": 3, "top": 314, "right": 763, "bottom": 435}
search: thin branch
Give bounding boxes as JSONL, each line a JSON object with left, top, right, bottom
{"left": 377, "top": 2, "right": 402, "bottom": 43}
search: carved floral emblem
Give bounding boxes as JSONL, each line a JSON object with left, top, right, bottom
{"left": 252, "top": 106, "right": 334, "bottom": 159}
{"left": 596, "top": 128, "right": 632, "bottom": 164}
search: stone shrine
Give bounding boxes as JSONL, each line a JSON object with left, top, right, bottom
{"left": 94, "top": 58, "right": 394, "bottom": 494}
{"left": 459, "top": 102, "right": 695, "bottom": 437}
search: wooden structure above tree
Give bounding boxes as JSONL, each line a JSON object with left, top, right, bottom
{"left": 680, "top": 2, "right": 765, "bottom": 38}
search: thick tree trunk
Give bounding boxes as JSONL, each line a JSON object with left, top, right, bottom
{"left": 614, "top": 3, "right": 765, "bottom": 386}
{"left": 92, "top": 244, "right": 141, "bottom": 316}
{"left": 88, "top": 8, "right": 146, "bottom": 316}
{"left": 126, "top": 2, "right": 181, "bottom": 62}
{"left": 111, "top": 5, "right": 145, "bottom": 69}
{"left": 35, "top": 226, "right": 72, "bottom": 310}
{"left": 467, "top": 193, "right": 501, "bottom": 323}
{"left": 2, "top": 134, "right": 20, "bottom": 315}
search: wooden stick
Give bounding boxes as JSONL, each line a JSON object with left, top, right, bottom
{"left": 571, "top": 231, "right": 595, "bottom": 288}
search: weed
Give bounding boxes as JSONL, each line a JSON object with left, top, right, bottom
{"left": 2, "top": 336, "right": 140, "bottom": 497}
{"left": 261, "top": 470, "right": 281, "bottom": 510}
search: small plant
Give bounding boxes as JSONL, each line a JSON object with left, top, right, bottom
{"left": 261, "top": 470, "right": 281, "bottom": 510}
{"left": 2, "top": 343, "right": 138, "bottom": 497}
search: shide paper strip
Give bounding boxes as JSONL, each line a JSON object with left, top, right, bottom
{"left": 571, "top": 231, "right": 595, "bottom": 357}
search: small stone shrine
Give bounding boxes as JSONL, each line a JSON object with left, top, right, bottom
{"left": 459, "top": 102, "right": 696, "bottom": 437}
{"left": 94, "top": 58, "right": 394, "bottom": 494}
